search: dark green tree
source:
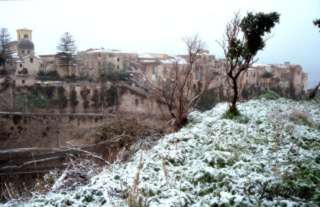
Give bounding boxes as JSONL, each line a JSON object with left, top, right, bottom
{"left": 99, "top": 62, "right": 130, "bottom": 82}
{"left": 106, "top": 85, "right": 118, "bottom": 107}
{"left": 91, "top": 88, "right": 100, "bottom": 110}
{"left": 56, "top": 32, "right": 76, "bottom": 77}
{"left": 57, "top": 87, "right": 68, "bottom": 110}
{"left": 69, "top": 87, "right": 78, "bottom": 113}
{"left": 80, "top": 87, "right": 90, "bottom": 111}
{"left": 220, "top": 12, "right": 280, "bottom": 115}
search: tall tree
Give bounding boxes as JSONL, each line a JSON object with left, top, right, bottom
{"left": 0, "top": 28, "right": 13, "bottom": 73}
{"left": 220, "top": 12, "right": 280, "bottom": 115}
{"left": 309, "top": 18, "right": 320, "bottom": 99}
{"left": 56, "top": 32, "right": 76, "bottom": 77}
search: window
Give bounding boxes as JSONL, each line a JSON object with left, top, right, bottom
{"left": 117, "top": 58, "right": 120, "bottom": 62}
{"left": 22, "top": 80, "right": 25, "bottom": 84}
{"left": 117, "top": 65, "right": 120, "bottom": 69}
{"left": 22, "top": 50, "right": 25, "bottom": 54}
{"left": 152, "top": 66, "right": 157, "bottom": 75}
{"left": 135, "top": 99, "right": 139, "bottom": 106}
{"left": 20, "top": 64, "right": 22, "bottom": 68}
{"left": 24, "top": 34, "right": 28, "bottom": 39}
{"left": 27, "top": 50, "right": 30, "bottom": 54}
{"left": 30, "top": 58, "right": 33, "bottom": 63}
{"left": 152, "top": 66, "right": 157, "bottom": 80}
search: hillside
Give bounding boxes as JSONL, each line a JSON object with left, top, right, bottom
{"left": 7, "top": 98, "right": 320, "bottom": 207}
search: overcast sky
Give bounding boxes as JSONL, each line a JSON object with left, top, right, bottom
{"left": 1, "top": 0, "right": 319, "bottom": 88}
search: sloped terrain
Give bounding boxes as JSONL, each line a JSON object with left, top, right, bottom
{"left": 7, "top": 99, "right": 320, "bottom": 207}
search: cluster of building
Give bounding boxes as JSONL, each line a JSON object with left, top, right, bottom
{"left": 0, "top": 28, "right": 308, "bottom": 113}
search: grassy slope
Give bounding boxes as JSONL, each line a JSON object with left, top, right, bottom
{"left": 13, "top": 98, "right": 320, "bottom": 207}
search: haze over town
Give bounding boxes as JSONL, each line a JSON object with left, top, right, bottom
{"left": 1, "top": 0, "right": 319, "bottom": 87}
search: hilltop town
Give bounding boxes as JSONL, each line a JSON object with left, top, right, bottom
{"left": 0, "top": 28, "right": 308, "bottom": 115}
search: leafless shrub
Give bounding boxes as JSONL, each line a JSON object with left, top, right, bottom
{"left": 127, "top": 152, "right": 146, "bottom": 207}
{"left": 96, "top": 114, "right": 164, "bottom": 162}
{"left": 289, "top": 110, "right": 315, "bottom": 128}
{"left": 144, "top": 35, "right": 215, "bottom": 131}
{"left": 51, "top": 156, "right": 102, "bottom": 192}
{"left": 160, "top": 155, "right": 168, "bottom": 182}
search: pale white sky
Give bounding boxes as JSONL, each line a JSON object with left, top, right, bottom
{"left": 1, "top": 0, "right": 319, "bottom": 87}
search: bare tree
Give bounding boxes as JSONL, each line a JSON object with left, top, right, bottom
{"left": 146, "top": 35, "right": 214, "bottom": 130}
{"left": 0, "top": 28, "right": 13, "bottom": 74}
{"left": 219, "top": 12, "right": 280, "bottom": 115}
{"left": 56, "top": 32, "right": 76, "bottom": 77}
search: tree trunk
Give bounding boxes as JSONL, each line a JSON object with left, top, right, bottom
{"left": 229, "top": 77, "right": 239, "bottom": 114}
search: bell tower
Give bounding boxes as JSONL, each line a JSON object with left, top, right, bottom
{"left": 17, "top": 28, "right": 32, "bottom": 41}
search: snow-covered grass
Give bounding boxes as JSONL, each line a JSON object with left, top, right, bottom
{"left": 7, "top": 98, "right": 320, "bottom": 207}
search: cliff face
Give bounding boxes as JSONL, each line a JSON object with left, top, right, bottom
{"left": 239, "top": 64, "right": 307, "bottom": 99}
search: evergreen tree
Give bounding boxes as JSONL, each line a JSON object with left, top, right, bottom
{"left": 0, "top": 28, "right": 13, "bottom": 73}
{"left": 56, "top": 32, "right": 76, "bottom": 76}
{"left": 220, "top": 12, "right": 280, "bottom": 115}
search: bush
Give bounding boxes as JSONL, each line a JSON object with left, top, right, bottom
{"left": 64, "top": 74, "right": 90, "bottom": 82}
{"left": 265, "top": 164, "right": 320, "bottom": 201}
{"left": 261, "top": 71, "right": 273, "bottom": 78}
{"left": 257, "top": 90, "right": 281, "bottom": 100}
{"left": 37, "top": 70, "right": 61, "bottom": 81}
{"left": 55, "top": 87, "right": 68, "bottom": 109}
{"left": 222, "top": 109, "right": 249, "bottom": 124}
{"left": 69, "top": 88, "right": 78, "bottom": 112}
{"left": 99, "top": 62, "right": 130, "bottom": 82}
{"left": 196, "top": 88, "right": 218, "bottom": 111}
{"left": 15, "top": 91, "right": 49, "bottom": 111}
{"left": 289, "top": 110, "right": 315, "bottom": 128}
{"left": 80, "top": 87, "right": 91, "bottom": 109}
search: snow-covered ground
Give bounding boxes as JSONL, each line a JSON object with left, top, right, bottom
{"left": 7, "top": 98, "right": 320, "bottom": 207}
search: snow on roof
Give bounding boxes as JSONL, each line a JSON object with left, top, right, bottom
{"left": 12, "top": 52, "right": 19, "bottom": 59}
{"left": 138, "top": 53, "right": 169, "bottom": 59}
{"left": 139, "top": 59, "right": 157, "bottom": 63}
{"left": 85, "top": 48, "right": 127, "bottom": 54}
{"left": 160, "top": 56, "right": 187, "bottom": 65}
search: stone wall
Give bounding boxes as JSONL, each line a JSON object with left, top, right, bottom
{"left": 0, "top": 112, "right": 108, "bottom": 149}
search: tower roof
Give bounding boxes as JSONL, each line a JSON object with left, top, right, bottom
{"left": 17, "top": 39, "right": 34, "bottom": 50}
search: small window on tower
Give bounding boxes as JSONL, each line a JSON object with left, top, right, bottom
{"left": 20, "top": 64, "right": 22, "bottom": 68}
{"left": 30, "top": 58, "right": 33, "bottom": 63}
{"left": 24, "top": 34, "right": 28, "bottom": 39}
